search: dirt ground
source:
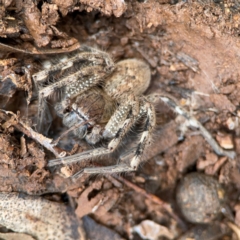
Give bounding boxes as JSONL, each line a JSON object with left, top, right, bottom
{"left": 1, "top": 0, "right": 240, "bottom": 239}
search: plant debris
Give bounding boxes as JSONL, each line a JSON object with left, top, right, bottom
{"left": 1, "top": 0, "right": 240, "bottom": 239}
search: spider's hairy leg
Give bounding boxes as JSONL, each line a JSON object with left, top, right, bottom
{"left": 32, "top": 47, "right": 114, "bottom": 83}
{"left": 130, "top": 99, "right": 156, "bottom": 169}
{"left": 72, "top": 164, "right": 134, "bottom": 178}
{"left": 37, "top": 94, "right": 53, "bottom": 134}
{"left": 38, "top": 65, "right": 110, "bottom": 99}
{"left": 102, "top": 94, "right": 139, "bottom": 139}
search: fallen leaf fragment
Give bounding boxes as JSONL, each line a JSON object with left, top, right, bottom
{"left": 131, "top": 220, "right": 174, "bottom": 240}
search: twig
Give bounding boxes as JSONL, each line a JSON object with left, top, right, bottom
{"left": 159, "top": 95, "right": 236, "bottom": 159}
{"left": 0, "top": 110, "right": 61, "bottom": 157}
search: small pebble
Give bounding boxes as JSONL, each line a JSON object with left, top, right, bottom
{"left": 176, "top": 172, "right": 225, "bottom": 223}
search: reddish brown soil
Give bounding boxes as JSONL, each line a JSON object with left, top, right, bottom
{"left": 1, "top": 0, "right": 240, "bottom": 239}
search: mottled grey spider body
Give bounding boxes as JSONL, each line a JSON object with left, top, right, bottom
{"left": 33, "top": 47, "right": 155, "bottom": 176}
{"left": 54, "top": 87, "right": 114, "bottom": 145}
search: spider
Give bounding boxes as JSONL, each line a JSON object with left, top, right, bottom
{"left": 33, "top": 46, "right": 235, "bottom": 178}
{"left": 33, "top": 46, "right": 158, "bottom": 176}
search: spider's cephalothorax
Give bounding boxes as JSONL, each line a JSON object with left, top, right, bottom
{"left": 34, "top": 47, "right": 156, "bottom": 176}
{"left": 54, "top": 87, "right": 115, "bottom": 145}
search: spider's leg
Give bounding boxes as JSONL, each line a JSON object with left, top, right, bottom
{"left": 37, "top": 94, "right": 52, "bottom": 134}
{"left": 102, "top": 94, "right": 140, "bottom": 150}
{"left": 33, "top": 48, "right": 114, "bottom": 83}
{"left": 129, "top": 100, "right": 156, "bottom": 169}
{"left": 39, "top": 65, "right": 110, "bottom": 99}
{"left": 71, "top": 164, "right": 134, "bottom": 179}
{"left": 102, "top": 93, "right": 139, "bottom": 139}
{"left": 48, "top": 147, "right": 112, "bottom": 167}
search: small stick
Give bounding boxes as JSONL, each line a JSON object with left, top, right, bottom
{"left": 159, "top": 95, "right": 236, "bottom": 159}
{"left": 0, "top": 41, "right": 80, "bottom": 55}
{"left": 0, "top": 110, "right": 61, "bottom": 157}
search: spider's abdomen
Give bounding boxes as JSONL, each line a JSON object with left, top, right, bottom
{"left": 105, "top": 59, "right": 151, "bottom": 98}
